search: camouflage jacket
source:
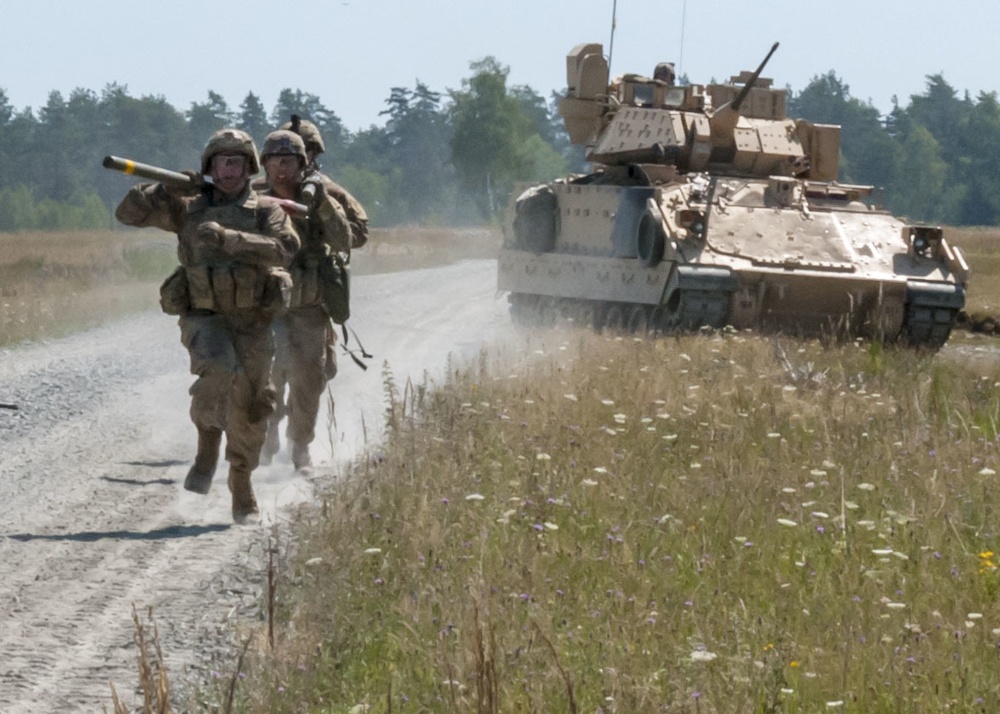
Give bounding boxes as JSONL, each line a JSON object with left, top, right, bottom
{"left": 256, "top": 180, "right": 352, "bottom": 311}
{"left": 252, "top": 170, "right": 368, "bottom": 249}
{"left": 115, "top": 183, "right": 299, "bottom": 314}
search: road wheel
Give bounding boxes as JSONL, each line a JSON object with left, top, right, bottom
{"left": 636, "top": 210, "right": 666, "bottom": 267}
{"left": 626, "top": 304, "right": 651, "bottom": 334}
{"left": 604, "top": 304, "right": 627, "bottom": 333}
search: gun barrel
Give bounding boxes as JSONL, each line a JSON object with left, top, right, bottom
{"left": 731, "top": 41, "right": 780, "bottom": 113}
{"left": 102, "top": 155, "right": 197, "bottom": 186}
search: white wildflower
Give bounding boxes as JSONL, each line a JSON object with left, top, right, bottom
{"left": 690, "top": 650, "right": 717, "bottom": 662}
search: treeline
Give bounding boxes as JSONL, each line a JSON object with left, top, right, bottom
{"left": 0, "top": 60, "right": 997, "bottom": 230}
{"left": 788, "top": 72, "right": 1000, "bottom": 226}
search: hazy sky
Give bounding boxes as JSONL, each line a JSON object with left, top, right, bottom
{"left": 2, "top": 0, "right": 995, "bottom": 133}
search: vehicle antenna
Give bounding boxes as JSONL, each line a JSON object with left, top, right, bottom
{"left": 679, "top": 0, "right": 687, "bottom": 78}
{"left": 608, "top": 0, "right": 617, "bottom": 77}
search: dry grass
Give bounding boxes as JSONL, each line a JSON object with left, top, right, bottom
{"left": 352, "top": 226, "right": 501, "bottom": 275}
{"left": 200, "top": 325, "right": 1000, "bottom": 712}
{"left": 0, "top": 230, "right": 175, "bottom": 346}
{"left": 110, "top": 605, "right": 172, "bottom": 714}
{"left": 0, "top": 226, "right": 501, "bottom": 349}
{"left": 947, "top": 226, "right": 1000, "bottom": 317}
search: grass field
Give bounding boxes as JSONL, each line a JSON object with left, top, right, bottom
{"left": 193, "top": 329, "right": 1000, "bottom": 713}
{"left": 4, "top": 225, "right": 1000, "bottom": 712}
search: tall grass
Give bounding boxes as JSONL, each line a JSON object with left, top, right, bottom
{"left": 0, "top": 230, "right": 176, "bottom": 346}
{"left": 0, "top": 227, "right": 501, "bottom": 349}
{"left": 948, "top": 226, "right": 1000, "bottom": 316}
{"left": 194, "top": 328, "right": 1000, "bottom": 713}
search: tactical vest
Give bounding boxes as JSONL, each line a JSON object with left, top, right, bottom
{"left": 284, "top": 212, "right": 350, "bottom": 323}
{"left": 162, "top": 194, "right": 290, "bottom": 315}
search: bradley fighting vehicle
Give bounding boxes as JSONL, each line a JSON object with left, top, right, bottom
{"left": 497, "top": 43, "right": 969, "bottom": 347}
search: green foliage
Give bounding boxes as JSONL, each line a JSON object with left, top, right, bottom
{"left": 186, "top": 90, "right": 233, "bottom": 145}
{"left": 332, "top": 164, "right": 389, "bottom": 225}
{"left": 0, "top": 186, "right": 109, "bottom": 231}
{"left": 891, "top": 125, "right": 950, "bottom": 222}
{"left": 0, "top": 61, "right": 998, "bottom": 229}
{"left": 450, "top": 58, "right": 539, "bottom": 219}
{"left": 236, "top": 91, "right": 269, "bottom": 148}
{"left": 792, "top": 71, "right": 1000, "bottom": 225}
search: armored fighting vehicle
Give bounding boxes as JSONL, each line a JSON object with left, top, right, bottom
{"left": 497, "top": 42, "right": 969, "bottom": 347}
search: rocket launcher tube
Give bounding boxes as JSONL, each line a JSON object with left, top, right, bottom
{"left": 103, "top": 155, "right": 309, "bottom": 217}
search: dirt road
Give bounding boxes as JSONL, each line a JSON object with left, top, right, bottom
{"left": 0, "top": 260, "right": 512, "bottom": 712}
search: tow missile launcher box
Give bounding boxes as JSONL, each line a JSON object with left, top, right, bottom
{"left": 497, "top": 42, "right": 969, "bottom": 348}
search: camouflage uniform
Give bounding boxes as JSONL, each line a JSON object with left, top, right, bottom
{"left": 115, "top": 129, "right": 299, "bottom": 523}
{"left": 256, "top": 130, "right": 353, "bottom": 472}
{"left": 280, "top": 115, "right": 370, "bottom": 249}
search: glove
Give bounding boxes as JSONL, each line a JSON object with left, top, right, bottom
{"left": 302, "top": 178, "right": 325, "bottom": 208}
{"left": 196, "top": 221, "right": 225, "bottom": 247}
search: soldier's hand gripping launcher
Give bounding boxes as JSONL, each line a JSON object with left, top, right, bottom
{"left": 102, "top": 155, "right": 309, "bottom": 218}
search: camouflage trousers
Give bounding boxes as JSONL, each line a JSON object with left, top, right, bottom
{"left": 268, "top": 306, "right": 337, "bottom": 449}
{"left": 179, "top": 311, "right": 277, "bottom": 473}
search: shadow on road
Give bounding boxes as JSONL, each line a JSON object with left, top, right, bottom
{"left": 101, "top": 475, "right": 176, "bottom": 486}
{"left": 120, "top": 459, "right": 188, "bottom": 468}
{"left": 4, "top": 523, "right": 231, "bottom": 542}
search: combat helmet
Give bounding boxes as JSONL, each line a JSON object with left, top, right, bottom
{"left": 281, "top": 114, "right": 325, "bottom": 155}
{"left": 200, "top": 128, "right": 261, "bottom": 175}
{"left": 260, "top": 129, "right": 307, "bottom": 166}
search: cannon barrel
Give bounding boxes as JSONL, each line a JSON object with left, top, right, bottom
{"left": 731, "top": 41, "right": 780, "bottom": 113}
{"left": 709, "top": 42, "right": 780, "bottom": 149}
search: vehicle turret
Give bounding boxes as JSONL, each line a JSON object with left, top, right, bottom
{"left": 559, "top": 42, "right": 840, "bottom": 181}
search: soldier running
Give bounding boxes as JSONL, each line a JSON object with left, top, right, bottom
{"left": 115, "top": 129, "right": 299, "bottom": 524}
{"left": 256, "top": 129, "right": 353, "bottom": 473}
{"left": 281, "top": 115, "right": 369, "bottom": 249}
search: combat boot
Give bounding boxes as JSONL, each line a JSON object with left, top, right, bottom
{"left": 260, "top": 423, "right": 280, "bottom": 466}
{"left": 228, "top": 468, "right": 259, "bottom": 524}
{"left": 291, "top": 441, "right": 313, "bottom": 475}
{"left": 183, "top": 428, "right": 222, "bottom": 495}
